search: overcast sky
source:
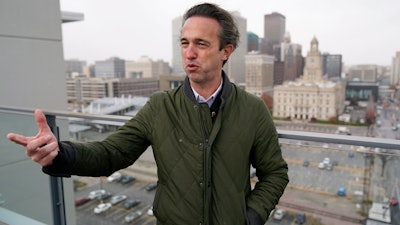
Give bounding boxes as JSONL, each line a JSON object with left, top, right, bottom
{"left": 60, "top": 0, "right": 400, "bottom": 66}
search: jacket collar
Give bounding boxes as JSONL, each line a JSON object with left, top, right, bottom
{"left": 183, "top": 70, "right": 232, "bottom": 103}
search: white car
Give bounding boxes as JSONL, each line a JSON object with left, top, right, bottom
{"left": 323, "top": 157, "right": 330, "bottom": 165}
{"left": 147, "top": 206, "right": 154, "bottom": 216}
{"left": 124, "top": 211, "right": 143, "bottom": 223}
{"left": 107, "top": 172, "right": 122, "bottom": 182}
{"left": 88, "top": 189, "right": 106, "bottom": 199}
{"left": 110, "top": 195, "right": 127, "bottom": 205}
{"left": 94, "top": 203, "right": 112, "bottom": 214}
{"left": 273, "top": 209, "right": 285, "bottom": 220}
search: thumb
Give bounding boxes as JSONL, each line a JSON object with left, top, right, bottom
{"left": 35, "top": 109, "right": 52, "bottom": 134}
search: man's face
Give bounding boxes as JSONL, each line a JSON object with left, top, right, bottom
{"left": 180, "top": 16, "right": 231, "bottom": 85}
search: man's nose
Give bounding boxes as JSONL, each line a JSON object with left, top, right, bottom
{"left": 185, "top": 45, "right": 197, "bottom": 59}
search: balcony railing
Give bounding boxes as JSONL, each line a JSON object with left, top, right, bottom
{"left": 1, "top": 105, "right": 399, "bottom": 225}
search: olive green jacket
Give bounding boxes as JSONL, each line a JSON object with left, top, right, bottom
{"left": 69, "top": 72, "right": 288, "bottom": 225}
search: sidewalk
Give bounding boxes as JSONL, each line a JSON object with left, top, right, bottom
{"left": 278, "top": 187, "right": 365, "bottom": 225}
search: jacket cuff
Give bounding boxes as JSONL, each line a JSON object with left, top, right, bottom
{"left": 42, "top": 141, "right": 76, "bottom": 177}
{"left": 246, "top": 207, "right": 263, "bottom": 225}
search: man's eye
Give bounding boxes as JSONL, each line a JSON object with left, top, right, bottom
{"left": 180, "top": 41, "right": 188, "bottom": 46}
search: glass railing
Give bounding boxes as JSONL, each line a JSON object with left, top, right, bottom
{"left": 1, "top": 105, "right": 399, "bottom": 225}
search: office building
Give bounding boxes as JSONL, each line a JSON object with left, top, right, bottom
{"left": 159, "top": 75, "right": 185, "bottom": 91}
{"left": 66, "top": 77, "right": 159, "bottom": 111}
{"left": 347, "top": 64, "right": 378, "bottom": 82}
{"left": 223, "top": 11, "right": 248, "bottom": 84}
{"left": 245, "top": 52, "right": 274, "bottom": 97}
{"left": 171, "top": 16, "right": 185, "bottom": 76}
{"left": 391, "top": 51, "right": 400, "bottom": 85}
{"left": 247, "top": 32, "right": 260, "bottom": 52}
{"left": 95, "top": 57, "right": 125, "bottom": 78}
{"left": 263, "top": 12, "right": 285, "bottom": 56}
{"left": 280, "top": 32, "right": 303, "bottom": 82}
{"left": 125, "top": 56, "right": 170, "bottom": 79}
{"left": 322, "top": 53, "right": 342, "bottom": 79}
{"left": 273, "top": 37, "right": 345, "bottom": 121}
{"left": 65, "top": 59, "right": 86, "bottom": 78}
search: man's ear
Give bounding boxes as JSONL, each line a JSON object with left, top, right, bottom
{"left": 221, "top": 44, "right": 234, "bottom": 61}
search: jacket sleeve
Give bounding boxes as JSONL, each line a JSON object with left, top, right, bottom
{"left": 42, "top": 142, "right": 76, "bottom": 177}
{"left": 246, "top": 102, "right": 289, "bottom": 221}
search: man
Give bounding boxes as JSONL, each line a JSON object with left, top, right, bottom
{"left": 7, "top": 3, "right": 288, "bottom": 225}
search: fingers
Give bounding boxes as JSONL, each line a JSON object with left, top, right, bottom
{"left": 28, "top": 138, "right": 59, "bottom": 166}
{"left": 6, "top": 133, "right": 28, "bottom": 146}
{"left": 35, "top": 109, "right": 52, "bottom": 134}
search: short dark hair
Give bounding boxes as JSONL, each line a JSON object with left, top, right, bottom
{"left": 182, "top": 3, "right": 240, "bottom": 51}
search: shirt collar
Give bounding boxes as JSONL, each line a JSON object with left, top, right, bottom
{"left": 192, "top": 78, "right": 223, "bottom": 107}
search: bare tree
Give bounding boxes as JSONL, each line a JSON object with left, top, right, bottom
{"left": 365, "top": 95, "right": 376, "bottom": 137}
{"left": 261, "top": 92, "right": 273, "bottom": 113}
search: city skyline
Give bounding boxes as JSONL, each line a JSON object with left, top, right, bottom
{"left": 60, "top": 0, "right": 400, "bottom": 66}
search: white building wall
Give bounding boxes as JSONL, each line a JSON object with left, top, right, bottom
{"left": 0, "top": 0, "right": 76, "bottom": 224}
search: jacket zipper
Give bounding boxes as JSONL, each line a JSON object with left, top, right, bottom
{"left": 196, "top": 103, "right": 211, "bottom": 225}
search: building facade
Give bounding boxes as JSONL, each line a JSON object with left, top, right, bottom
{"left": 0, "top": 1, "right": 81, "bottom": 224}
{"left": 95, "top": 57, "right": 126, "bottom": 78}
{"left": 280, "top": 32, "right": 303, "bottom": 82}
{"left": 125, "top": 56, "right": 170, "bottom": 79}
{"left": 347, "top": 64, "right": 378, "bottom": 82}
{"left": 273, "top": 37, "right": 345, "bottom": 121}
{"left": 322, "top": 53, "right": 342, "bottom": 79}
{"left": 66, "top": 77, "right": 159, "bottom": 110}
{"left": 247, "top": 31, "right": 260, "bottom": 52}
{"left": 65, "top": 59, "right": 86, "bottom": 78}
{"left": 245, "top": 52, "right": 274, "bottom": 97}
{"left": 391, "top": 51, "right": 400, "bottom": 85}
{"left": 263, "top": 12, "right": 285, "bottom": 56}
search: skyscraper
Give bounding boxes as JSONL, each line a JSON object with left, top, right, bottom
{"left": 247, "top": 32, "right": 260, "bottom": 52}
{"left": 264, "top": 12, "right": 286, "bottom": 56}
{"left": 391, "top": 51, "right": 400, "bottom": 85}
{"left": 322, "top": 53, "right": 342, "bottom": 79}
{"left": 95, "top": 57, "right": 125, "bottom": 78}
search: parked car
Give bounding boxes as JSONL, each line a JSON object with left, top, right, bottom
{"left": 124, "top": 199, "right": 141, "bottom": 209}
{"left": 273, "top": 208, "right": 285, "bottom": 220}
{"left": 295, "top": 212, "right": 306, "bottom": 224}
{"left": 75, "top": 197, "right": 91, "bottom": 206}
{"left": 110, "top": 195, "right": 127, "bottom": 205}
{"left": 94, "top": 203, "right": 112, "bottom": 214}
{"left": 318, "top": 162, "right": 325, "bottom": 169}
{"left": 326, "top": 163, "right": 333, "bottom": 171}
{"left": 88, "top": 189, "right": 106, "bottom": 199}
{"left": 323, "top": 157, "right": 330, "bottom": 165}
{"left": 107, "top": 172, "right": 122, "bottom": 182}
{"left": 302, "top": 160, "right": 309, "bottom": 167}
{"left": 337, "top": 187, "right": 346, "bottom": 196}
{"left": 124, "top": 211, "right": 143, "bottom": 223}
{"left": 96, "top": 191, "right": 112, "bottom": 200}
{"left": 119, "top": 175, "right": 135, "bottom": 184}
{"left": 147, "top": 206, "right": 154, "bottom": 216}
{"left": 145, "top": 183, "right": 158, "bottom": 191}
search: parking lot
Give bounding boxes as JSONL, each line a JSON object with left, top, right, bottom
{"left": 74, "top": 176, "right": 156, "bottom": 225}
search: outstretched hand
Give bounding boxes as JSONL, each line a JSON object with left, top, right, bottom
{"left": 7, "top": 109, "right": 59, "bottom": 166}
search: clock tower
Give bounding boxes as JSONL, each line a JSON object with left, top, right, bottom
{"left": 303, "top": 37, "right": 323, "bottom": 82}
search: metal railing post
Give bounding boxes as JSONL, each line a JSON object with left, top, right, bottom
{"left": 45, "top": 114, "right": 66, "bottom": 225}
